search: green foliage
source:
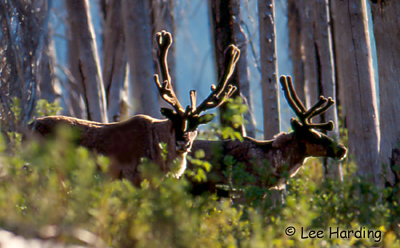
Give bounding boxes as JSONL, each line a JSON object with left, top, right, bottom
{"left": 0, "top": 132, "right": 399, "bottom": 247}
{"left": 1, "top": 100, "right": 399, "bottom": 247}
{"left": 199, "top": 96, "right": 246, "bottom": 141}
{"left": 10, "top": 97, "right": 21, "bottom": 124}
{"left": 186, "top": 149, "right": 212, "bottom": 183}
{"left": 36, "top": 99, "right": 62, "bottom": 117}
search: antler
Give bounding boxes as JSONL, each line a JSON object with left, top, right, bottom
{"left": 191, "top": 45, "right": 240, "bottom": 116}
{"left": 154, "top": 31, "right": 239, "bottom": 118}
{"left": 280, "top": 75, "right": 335, "bottom": 131}
{"left": 154, "top": 31, "right": 185, "bottom": 115}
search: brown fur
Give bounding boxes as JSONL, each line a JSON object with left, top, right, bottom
{"left": 187, "top": 131, "right": 347, "bottom": 195}
{"left": 28, "top": 115, "right": 188, "bottom": 186}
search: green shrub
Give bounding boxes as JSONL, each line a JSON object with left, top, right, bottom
{"left": 0, "top": 100, "right": 399, "bottom": 247}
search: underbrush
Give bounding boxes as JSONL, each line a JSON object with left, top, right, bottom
{"left": 1, "top": 100, "right": 399, "bottom": 247}
{"left": 0, "top": 133, "right": 399, "bottom": 248}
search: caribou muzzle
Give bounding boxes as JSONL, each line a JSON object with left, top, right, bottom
{"left": 328, "top": 144, "right": 347, "bottom": 160}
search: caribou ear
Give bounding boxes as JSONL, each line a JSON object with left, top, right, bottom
{"left": 160, "top": 108, "right": 178, "bottom": 120}
{"left": 198, "top": 113, "right": 215, "bottom": 125}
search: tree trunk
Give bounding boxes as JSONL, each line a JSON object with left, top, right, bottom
{"left": 0, "top": 0, "right": 50, "bottom": 131}
{"left": 37, "top": 25, "right": 59, "bottom": 105}
{"left": 66, "top": 28, "right": 87, "bottom": 119}
{"left": 232, "top": 0, "right": 256, "bottom": 138}
{"left": 66, "top": 0, "right": 108, "bottom": 123}
{"left": 209, "top": 0, "right": 242, "bottom": 132}
{"left": 370, "top": 0, "right": 400, "bottom": 185}
{"left": 102, "top": 0, "right": 129, "bottom": 122}
{"left": 150, "top": 0, "right": 178, "bottom": 110}
{"left": 312, "top": 0, "right": 341, "bottom": 179}
{"left": 287, "top": 0, "right": 306, "bottom": 104}
{"left": 65, "top": 0, "right": 86, "bottom": 119}
{"left": 300, "top": 0, "right": 319, "bottom": 109}
{"left": 330, "top": 0, "right": 380, "bottom": 186}
{"left": 294, "top": 0, "right": 341, "bottom": 179}
{"left": 122, "top": 0, "right": 159, "bottom": 117}
{"left": 258, "top": 0, "right": 280, "bottom": 139}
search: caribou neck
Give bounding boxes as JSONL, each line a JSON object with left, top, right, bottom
{"left": 268, "top": 133, "right": 308, "bottom": 177}
{"left": 151, "top": 119, "right": 187, "bottom": 177}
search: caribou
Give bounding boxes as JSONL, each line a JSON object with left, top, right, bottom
{"left": 188, "top": 75, "right": 347, "bottom": 195}
{"left": 27, "top": 31, "right": 240, "bottom": 186}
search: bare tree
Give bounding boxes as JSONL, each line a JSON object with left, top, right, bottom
{"left": 287, "top": 0, "right": 306, "bottom": 104}
{"left": 66, "top": 14, "right": 87, "bottom": 119}
{"left": 370, "top": 0, "right": 400, "bottom": 184}
{"left": 300, "top": 0, "right": 319, "bottom": 108}
{"left": 102, "top": 0, "right": 129, "bottom": 122}
{"left": 232, "top": 0, "right": 256, "bottom": 137}
{"left": 150, "top": 0, "right": 175, "bottom": 85}
{"left": 0, "top": 0, "right": 51, "bottom": 133}
{"left": 66, "top": 0, "right": 108, "bottom": 122}
{"left": 258, "top": 0, "right": 280, "bottom": 139}
{"left": 150, "top": 0, "right": 178, "bottom": 110}
{"left": 209, "top": 0, "right": 247, "bottom": 134}
{"left": 311, "top": 0, "right": 341, "bottom": 179}
{"left": 289, "top": 0, "right": 341, "bottom": 178}
{"left": 330, "top": 0, "right": 380, "bottom": 186}
{"left": 209, "top": 0, "right": 256, "bottom": 135}
{"left": 122, "top": 0, "right": 159, "bottom": 117}
{"left": 37, "top": 26, "right": 59, "bottom": 105}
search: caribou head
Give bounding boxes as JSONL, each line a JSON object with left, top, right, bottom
{"left": 278, "top": 75, "right": 347, "bottom": 160}
{"left": 154, "top": 31, "right": 239, "bottom": 154}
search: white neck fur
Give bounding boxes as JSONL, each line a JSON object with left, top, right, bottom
{"left": 171, "top": 152, "right": 187, "bottom": 178}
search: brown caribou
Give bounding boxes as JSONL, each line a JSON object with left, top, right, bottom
{"left": 188, "top": 75, "right": 347, "bottom": 195}
{"left": 27, "top": 31, "right": 240, "bottom": 186}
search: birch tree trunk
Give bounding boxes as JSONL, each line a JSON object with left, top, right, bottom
{"left": 258, "top": 0, "right": 280, "bottom": 139}
{"left": 103, "top": 0, "right": 129, "bottom": 122}
{"left": 66, "top": 0, "right": 108, "bottom": 123}
{"left": 330, "top": 0, "right": 381, "bottom": 186}
{"left": 122, "top": 0, "right": 159, "bottom": 117}
{"left": 370, "top": 0, "right": 400, "bottom": 185}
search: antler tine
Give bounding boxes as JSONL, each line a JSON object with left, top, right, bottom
{"left": 192, "top": 45, "right": 240, "bottom": 116}
{"left": 156, "top": 31, "right": 172, "bottom": 83}
{"left": 154, "top": 31, "right": 185, "bottom": 115}
{"left": 280, "top": 75, "right": 336, "bottom": 131}
{"left": 280, "top": 76, "right": 304, "bottom": 118}
{"left": 303, "top": 96, "right": 328, "bottom": 120}
{"left": 286, "top": 76, "right": 307, "bottom": 113}
{"left": 307, "top": 121, "right": 335, "bottom": 131}
{"left": 308, "top": 97, "right": 335, "bottom": 119}
{"left": 190, "top": 90, "right": 197, "bottom": 113}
